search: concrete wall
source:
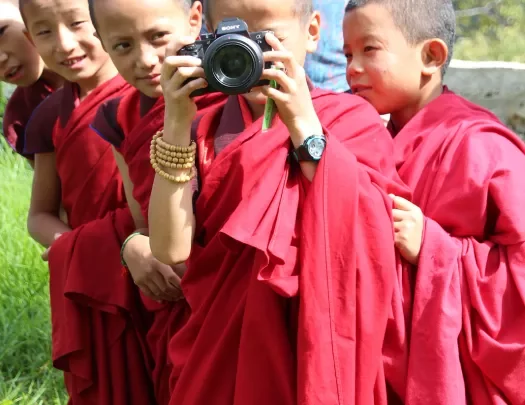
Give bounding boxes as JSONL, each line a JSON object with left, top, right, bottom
{"left": 2, "top": 60, "right": 524, "bottom": 137}
{"left": 445, "top": 60, "right": 525, "bottom": 137}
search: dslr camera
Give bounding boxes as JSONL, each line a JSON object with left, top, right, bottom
{"left": 178, "top": 18, "right": 272, "bottom": 96}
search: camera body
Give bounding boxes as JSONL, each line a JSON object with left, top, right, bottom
{"left": 178, "top": 18, "right": 272, "bottom": 97}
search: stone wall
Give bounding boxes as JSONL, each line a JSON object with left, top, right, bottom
{"left": 445, "top": 60, "right": 525, "bottom": 137}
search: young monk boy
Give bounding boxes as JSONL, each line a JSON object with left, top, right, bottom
{"left": 0, "top": 0, "right": 62, "bottom": 160}
{"left": 343, "top": 1, "right": 525, "bottom": 403}
{"left": 20, "top": 0, "right": 155, "bottom": 403}
{"left": 87, "top": 0, "right": 225, "bottom": 402}
{"left": 148, "top": 0, "right": 412, "bottom": 403}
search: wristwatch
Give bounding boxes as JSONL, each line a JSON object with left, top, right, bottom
{"left": 292, "top": 135, "right": 327, "bottom": 162}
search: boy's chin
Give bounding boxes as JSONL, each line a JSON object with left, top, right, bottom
{"left": 137, "top": 83, "right": 162, "bottom": 99}
{"left": 241, "top": 88, "right": 267, "bottom": 104}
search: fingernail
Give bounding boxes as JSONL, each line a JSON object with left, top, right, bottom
{"left": 389, "top": 194, "right": 395, "bottom": 199}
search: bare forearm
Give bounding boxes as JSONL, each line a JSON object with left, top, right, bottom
{"left": 27, "top": 212, "right": 71, "bottom": 247}
{"left": 148, "top": 123, "right": 195, "bottom": 265}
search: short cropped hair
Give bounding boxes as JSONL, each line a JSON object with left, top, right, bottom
{"left": 203, "top": 0, "right": 313, "bottom": 27}
{"left": 88, "top": 0, "right": 192, "bottom": 30}
{"left": 345, "top": 0, "right": 456, "bottom": 74}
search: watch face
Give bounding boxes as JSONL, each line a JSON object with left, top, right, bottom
{"left": 307, "top": 137, "right": 326, "bottom": 159}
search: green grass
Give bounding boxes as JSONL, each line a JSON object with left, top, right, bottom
{"left": 0, "top": 137, "right": 67, "bottom": 404}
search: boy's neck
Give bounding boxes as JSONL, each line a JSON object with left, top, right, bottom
{"left": 40, "top": 68, "right": 64, "bottom": 90}
{"left": 390, "top": 79, "right": 444, "bottom": 132}
{"left": 76, "top": 59, "right": 119, "bottom": 100}
{"left": 248, "top": 102, "right": 265, "bottom": 121}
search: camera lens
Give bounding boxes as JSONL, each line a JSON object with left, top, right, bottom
{"left": 203, "top": 34, "right": 265, "bottom": 95}
{"left": 215, "top": 46, "right": 252, "bottom": 81}
{"left": 219, "top": 48, "right": 250, "bottom": 79}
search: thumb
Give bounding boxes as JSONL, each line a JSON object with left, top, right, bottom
{"left": 390, "top": 194, "right": 417, "bottom": 211}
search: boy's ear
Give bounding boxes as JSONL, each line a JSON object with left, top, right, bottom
{"left": 305, "top": 11, "right": 321, "bottom": 54}
{"left": 188, "top": 1, "right": 203, "bottom": 39}
{"left": 421, "top": 38, "right": 448, "bottom": 77}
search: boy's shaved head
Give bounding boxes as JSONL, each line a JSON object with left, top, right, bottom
{"left": 88, "top": 0, "right": 192, "bottom": 29}
{"left": 345, "top": 0, "right": 455, "bottom": 72}
{"left": 204, "top": 0, "right": 313, "bottom": 26}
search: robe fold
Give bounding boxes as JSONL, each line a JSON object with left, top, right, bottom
{"left": 167, "top": 90, "right": 411, "bottom": 405}
{"left": 91, "top": 90, "right": 225, "bottom": 405}
{"left": 2, "top": 78, "right": 55, "bottom": 159}
{"left": 391, "top": 88, "right": 525, "bottom": 405}
{"left": 25, "top": 76, "right": 155, "bottom": 404}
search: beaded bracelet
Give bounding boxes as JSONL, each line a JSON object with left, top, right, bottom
{"left": 150, "top": 131, "right": 196, "bottom": 183}
{"left": 120, "top": 231, "right": 144, "bottom": 268}
{"left": 153, "top": 131, "right": 197, "bottom": 153}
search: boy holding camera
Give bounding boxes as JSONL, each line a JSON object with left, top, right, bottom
{"left": 148, "top": 0, "right": 411, "bottom": 403}
{"left": 343, "top": 0, "right": 525, "bottom": 403}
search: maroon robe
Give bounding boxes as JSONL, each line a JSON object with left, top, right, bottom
{"left": 388, "top": 87, "right": 525, "bottom": 404}
{"left": 25, "top": 76, "right": 155, "bottom": 404}
{"left": 2, "top": 78, "right": 55, "bottom": 159}
{"left": 167, "top": 90, "right": 411, "bottom": 405}
{"left": 91, "top": 89, "right": 226, "bottom": 405}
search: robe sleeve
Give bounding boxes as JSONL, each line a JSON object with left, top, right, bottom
{"left": 2, "top": 87, "right": 27, "bottom": 155}
{"left": 90, "top": 97, "right": 126, "bottom": 149}
{"left": 298, "top": 97, "right": 411, "bottom": 405}
{"left": 23, "top": 90, "right": 62, "bottom": 155}
{"left": 409, "top": 130, "right": 525, "bottom": 405}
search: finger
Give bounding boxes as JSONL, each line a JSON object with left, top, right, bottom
{"left": 174, "top": 77, "right": 208, "bottom": 99}
{"left": 172, "top": 263, "right": 187, "bottom": 279}
{"left": 165, "top": 36, "right": 195, "bottom": 58}
{"left": 263, "top": 50, "right": 297, "bottom": 77}
{"left": 265, "top": 32, "right": 285, "bottom": 51}
{"left": 138, "top": 283, "right": 159, "bottom": 301}
{"left": 261, "top": 85, "right": 289, "bottom": 104}
{"left": 392, "top": 209, "right": 410, "bottom": 221}
{"left": 391, "top": 195, "right": 417, "bottom": 211}
{"left": 41, "top": 248, "right": 50, "bottom": 261}
{"left": 161, "top": 58, "right": 203, "bottom": 87}
{"left": 157, "top": 265, "right": 182, "bottom": 289}
{"left": 260, "top": 68, "right": 294, "bottom": 94}
{"left": 393, "top": 221, "right": 403, "bottom": 232}
{"left": 150, "top": 271, "right": 180, "bottom": 301}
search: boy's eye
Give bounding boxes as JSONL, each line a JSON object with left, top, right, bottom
{"left": 36, "top": 30, "right": 51, "bottom": 36}
{"left": 113, "top": 42, "right": 130, "bottom": 51}
{"left": 344, "top": 53, "right": 353, "bottom": 60}
{"left": 0, "top": 25, "right": 8, "bottom": 37}
{"left": 71, "top": 21, "right": 86, "bottom": 28}
{"left": 152, "top": 32, "right": 170, "bottom": 41}
{"left": 364, "top": 46, "right": 376, "bottom": 52}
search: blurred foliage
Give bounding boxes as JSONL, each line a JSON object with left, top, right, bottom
{"left": 453, "top": 0, "right": 525, "bottom": 61}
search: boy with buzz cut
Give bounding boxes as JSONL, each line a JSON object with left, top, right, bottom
{"left": 0, "top": 0, "right": 62, "bottom": 161}
{"left": 20, "top": 0, "right": 156, "bottom": 403}
{"left": 343, "top": 0, "right": 525, "bottom": 403}
{"left": 87, "top": 0, "right": 226, "bottom": 402}
{"left": 148, "top": 0, "right": 412, "bottom": 403}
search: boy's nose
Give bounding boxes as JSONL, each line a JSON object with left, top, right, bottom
{"left": 55, "top": 26, "right": 78, "bottom": 54}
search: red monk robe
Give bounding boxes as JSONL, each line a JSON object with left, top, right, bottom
{"left": 166, "top": 89, "right": 411, "bottom": 405}
{"left": 24, "top": 75, "right": 156, "bottom": 404}
{"left": 2, "top": 77, "right": 56, "bottom": 159}
{"left": 390, "top": 88, "right": 525, "bottom": 405}
{"left": 91, "top": 90, "right": 226, "bottom": 405}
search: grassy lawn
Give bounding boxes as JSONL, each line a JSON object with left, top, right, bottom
{"left": 0, "top": 138, "right": 67, "bottom": 404}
